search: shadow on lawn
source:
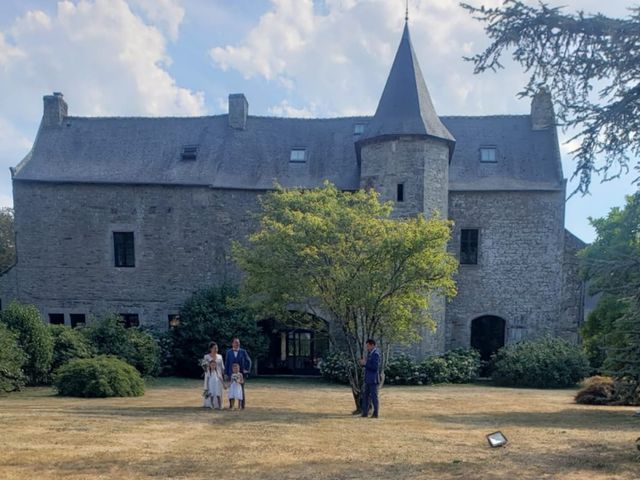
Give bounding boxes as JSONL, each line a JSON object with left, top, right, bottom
{"left": 58, "top": 405, "right": 347, "bottom": 425}
{"left": 431, "top": 408, "right": 640, "bottom": 431}
{"left": 33, "top": 448, "right": 637, "bottom": 480}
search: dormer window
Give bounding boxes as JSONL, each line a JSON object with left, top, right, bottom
{"left": 479, "top": 146, "right": 497, "bottom": 163}
{"left": 181, "top": 145, "right": 199, "bottom": 161}
{"left": 354, "top": 123, "right": 366, "bottom": 135}
{"left": 290, "top": 148, "right": 307, "bottom": 163}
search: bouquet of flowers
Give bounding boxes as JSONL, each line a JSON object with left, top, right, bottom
{"left": 199, "top": 358, "right": 209, "bottom": 374}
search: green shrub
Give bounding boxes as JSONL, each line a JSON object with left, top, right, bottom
{"left": 82, "top": 314, "right": 133, "bottom": 359}
{"left": 126, "top": 328, "right": 161, "bottom": 377}
{"left": 385, "top": 354, "right": 423, "bottom": 385}
{"left": 0, "top": 323, "right": 26, "bottom": 393}
{"left": 154, "top": 330, "right": 175, "bottom": 376}
{"left": 0, "top": 303, "right": 52, "bottom": 385}
{"left": 82, "top": 315, "right": 160, "bottom": 376}
{"left": 440, "top": 348, "right": 481, "bottom": 383}
{"left": 420, "top": 356, "right": 449, "bottom": 384}
{"left": 319, "top": 351, "right": 352, "bottom": 384}
{"left": 53, "top": 355, "right": 144, "bottom": 397}
{"left": 419, "top": 348, "right": 480, "bottom": 384}
{"left": 492, "top": 336, "right": 590, "bottom": 388}
{"left": 171, "top": 284, "right": 268, "bottom": 378}
{"left": 49, "top": 324, "right": 94, "bottom": 372}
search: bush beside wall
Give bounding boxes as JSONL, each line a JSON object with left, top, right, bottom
{"left": 492, "top": 336, "right": 590, "bottom": 388}
{"left": 0, "top": 303, "right": 52, "bottom": 385}
{"left": 0, "top": 323, "right": 26, "bottom": 393}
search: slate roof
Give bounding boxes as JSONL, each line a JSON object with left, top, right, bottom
{"left": 14, "top": 113, "right": 564, "bottom": 191}
{"left": 358, "top": 23, "right": 455, "bottom": 152}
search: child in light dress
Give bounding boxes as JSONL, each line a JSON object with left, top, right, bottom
{"left": 228, "top": 363, "right": 244, "bottom": 410}
{"left": 203, "top": 359, "right": 225, "bottom": 409}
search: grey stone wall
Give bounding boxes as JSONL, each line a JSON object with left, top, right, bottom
{"left": 360, "top": 135, "right": 449, "bottom": 355}
{"left": 446, "top": 189, "right": 568, "bottom": 350}
{"left": 558, "top": 230, "right": 586, "bottom": 343}
{"left": 359, "top": 136, "right": 449, "bottom": 218}
{"left": 8, "top": 181, "right": 260, "bottom": 329}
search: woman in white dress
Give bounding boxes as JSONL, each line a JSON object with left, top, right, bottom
{"left": 203, "top": 342, "right": 225, "bottom": 376}
{"left": 202, "top": 342, "right": 226, "bottom": 409}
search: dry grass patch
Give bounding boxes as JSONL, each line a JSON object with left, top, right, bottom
{"left": 0, "top": 378, "right": 638, "bottom": 479}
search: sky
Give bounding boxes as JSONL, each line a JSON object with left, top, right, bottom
{"left": 0, "top": 0, "right": 637, "bottom": 243}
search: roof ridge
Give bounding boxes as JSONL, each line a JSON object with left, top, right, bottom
{"left": 442, "top": 114, "right": 530, "bottom": 119}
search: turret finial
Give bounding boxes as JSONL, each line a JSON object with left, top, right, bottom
{"left": 405, "top": 0, "right": 409, "bottom": 22}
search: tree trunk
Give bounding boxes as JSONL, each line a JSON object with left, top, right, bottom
{"left": 351, "top": 387, "right": 362, "bottom": 414}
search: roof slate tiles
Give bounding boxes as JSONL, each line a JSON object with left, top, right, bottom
{"left": 14, "top": 113, "right": 563, "bottom": 191}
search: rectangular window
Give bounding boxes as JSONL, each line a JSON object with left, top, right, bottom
{"left": 70, "top": 313, "right": 86, "bottom": 328}
{"left": 120, "top": 313, "right": 139, "bottom": 328}
{"left": 113, "top": 232, "right": 135, "bottom": 267}
{"left": 479, "top": 147, "right": 497, "bottom": 163}
{"left": 49, "top": 313, "right": 65, "bottom": 325}
{"left": 354, "top": 123, "right": 365, "bottom": 135}
{"left": 181, "top": 145, "right": 198, "bottom": 161}
{"left": 290, "top": 148, "right": 306, "bottom": 163}
{"left": 397, "top": 183, "right": 404, "bottom": 202}
{"left": 168, "top": 314, "right": 180, "bottom": 329}
{"left": 460, "top": 229, "right": 479, "bottom": 265}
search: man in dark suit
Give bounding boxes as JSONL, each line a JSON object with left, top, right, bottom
{"left": 359, "top": 339, "right": 380, "bottom": 418}
{"left": 225, "top": 337, "right": 252, "bottom": 409}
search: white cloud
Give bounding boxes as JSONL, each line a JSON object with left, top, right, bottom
{"left": 0, "top": 32, "right": 25, "bottom": 68}
{"left": 211, "top": 0, "right": 315, "bottom": 80}
{"left": 128, "top": 0, "right": 185, "bottom": 41}
{"left": 208, "top": 0, "right": 629, "bottom": 119}
{"left": 0, "top": 0, "right": 205, "bottom": 124}
{"left": 0, "top": 117, "right": 32, "bottom": 160}
{"left": 267, "top": 100, "right": 316, "bottom": 118}
{"left": 208, "top": 0, "right": 530, "bottom": 117}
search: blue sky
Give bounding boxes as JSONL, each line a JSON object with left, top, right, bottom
{"left": 0, "top": 0, "right": 636, "bottom": 242}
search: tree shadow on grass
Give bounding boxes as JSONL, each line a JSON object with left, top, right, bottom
{"left": 430, "top": 408, "right": 640, "bottom": 431}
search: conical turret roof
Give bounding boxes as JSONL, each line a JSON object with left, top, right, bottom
{"left": 359, "top": 23, "right": 455, "bottom": 151}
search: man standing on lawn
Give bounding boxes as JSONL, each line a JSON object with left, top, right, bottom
{"left": 359, "top": 339, "right": 380, "bottom": 418}
{"left": 225, "top": 337, "right": 252, "bottom": 409}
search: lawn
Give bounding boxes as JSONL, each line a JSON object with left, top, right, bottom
{"left": 0, "top": 378, "right": 638, "bottom": 479}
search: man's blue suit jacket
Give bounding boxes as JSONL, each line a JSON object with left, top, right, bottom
{"left": 224, "top": 348, "right": 252, "bottom": 378}
{"left": 364, "top": 348, "right": 380, "bottom": 384}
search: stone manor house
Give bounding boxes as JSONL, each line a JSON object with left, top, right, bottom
{"left": 0, "top": 23, "right": 585, "bottom": 374}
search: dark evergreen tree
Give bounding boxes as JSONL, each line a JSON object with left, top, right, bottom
{"left": 462, "top": 1, "right": 640, "bottom": 193}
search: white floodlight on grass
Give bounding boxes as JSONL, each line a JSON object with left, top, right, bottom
{"left": 486, "top": 431, "right": 508, "bottom": 448}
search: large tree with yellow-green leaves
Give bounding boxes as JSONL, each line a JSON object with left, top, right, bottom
{"left": 233, "top": 182, "right": 457, "bottom": 411}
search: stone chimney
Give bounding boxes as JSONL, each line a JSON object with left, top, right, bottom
{"left": 530, "top": 88, "right": 555, "bottom": 130}
{"left": 228, "top": 93, "right": 248, "bottom": 130}
{"left": 42, "top": 92, "right": 68, "bottom": 127}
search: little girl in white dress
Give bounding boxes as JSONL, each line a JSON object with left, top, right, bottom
{"left": 203, "top": 359, "right": 224, "bottom": 409}
{"left": 227, "top": 363, "right": 244, "bottom": 410}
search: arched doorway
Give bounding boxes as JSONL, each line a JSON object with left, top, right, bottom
{"left": 257, "top": 315, "right": 330, "bottom": 375}
{"left": 470, "top": 315, "right": 506, "bottom": 370}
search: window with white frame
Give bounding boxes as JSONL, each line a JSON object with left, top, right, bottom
{"left": 479, "top": 146, "right": 497, "bottom": 163}
{"left": 290, "top": 148, "right": 307, "bottom": 163}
